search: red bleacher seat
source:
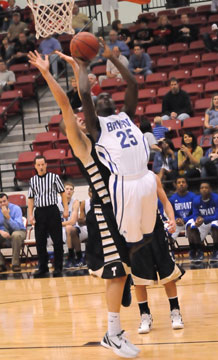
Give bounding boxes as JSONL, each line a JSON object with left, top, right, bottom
{"left": 62, "top": 149, "right": 83, "bottom": 178}
{"left": 157, "top": 9, "right": 176, "bottom": 19}
{"left": 215, "top": 66, "right": 218, "bottom": 80}
{"left": 134, "top": 105, "right": 145, "bottom": 124}
{"left": 179, "top": 54, "right": 200, "bottom": 70}
{"left": 189, "top": 40, "right": 205, "bottom": 54}
{"left": 46, "top": 114, "right": 63, "bottom": 134}
{"left": 204, "top": 81, "right": 218, "bottom": 97}
{"left": 208, "top": 14, "right": 218, "bottom": 24}
{"left": 194, "top": 98, "right": 211, "bottom": 116}
{"left": 112, "top": 91, "right": 125, "bottom": 105}
{"left": 196, "top": 4, "right": 211, "bottom": 16}
{"left": 138, "top": 12, "right": 156, "bottom": 21}
{"left": 43, "top": 149, "right": 66, "bottom": 175}
{"left": 156, "top": 56, "right": 178, "bottom": 73}
{"left": 168, "top": 43, "right": 188, "bottom": 57}
{"left": 189, "top": 15, "right": 207, "bottom": 26}
{"left": 32, "top": 132, "right": 58, "bottom": 153}
{"left": 135, "top": 75, "right": 145, "bottom": 88}
{"left": 179, "top": 117, "right": 204, "bottom": 137}
{"left": 201, "top": 53, "right": 218, "bottom": 67}
{"left": 172, "top": 137, "right": 182, "bottom": 150}
{"left": 191, "top": 67, "right": 214, "bottom": 84}
{"left": 14, "top": 75, "right": 36, "bottom": 99}
{"left": 101, "top": 78, "right": 125, "bottom": 93}
{"left": 168, "top": 69, "right": 190, "bottom": 85}
{"left": 8, "top": 194, "right": 27, "bottom": 216}
{"left": 9, "top": 63, "right": 29, "bottom": 78}
{"left": 147, "top": 45, "right": 167, "bottom": 60}
{"left": 145, "top": 72, "right": 167, "bottom": 89}
{"left": 92, "top": 65, "right": 106, "bottom": 77}
{"left": 157, "top": 86, "right": 170, "bottom": 101}
{"left": 177, "top": 7, "right": 195, "bottom": 16}
{"left": 54, "top": 132, "right": 69, "bottom": 152}
{"left": 145, "top": 103, "right": 162, "bottom": 121}
{"left": 13, "top": 151, "right": 40, "bottom": 184}
{"left": 0, "top": 106, "right": 7, "bottom": 130}
{"left": 163, "top": 119, "right": 181, "bottom": 138}
{"left": 0, "top": 90, "right": 23, "bottom": 115}
{"left": 138, "top": 88, "right": 156, "bottom": 105}
{"left": 181, "top": 83, "right": 204, "bottom": 101}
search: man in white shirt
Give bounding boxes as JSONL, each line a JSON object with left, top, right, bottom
{"left": 99, "top": 46, "right": 129, "bottom": 85}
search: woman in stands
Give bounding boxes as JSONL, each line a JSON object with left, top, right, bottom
{"left": 200, "top": 130, "right": 218, "bottom": 177}
{"left": 204, "top": 93, "right": 218, "bottom": 134}
{"left": 153, "top": 138, "right": 178, "bottom": 180}
{"left": 178, "top": 131, "right": 203, "bottom": 178}
{"left": 112, "top": 20, "right": 132, "bottom": 47}
{"left": 153, "top": 15, "right": 174, "bottom": 46}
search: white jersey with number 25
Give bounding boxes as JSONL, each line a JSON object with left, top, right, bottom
{"left": 95, "top": 112, "right": 150, "bottom": 176}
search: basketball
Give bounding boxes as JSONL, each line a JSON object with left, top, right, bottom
{"left": 70, "top": 32, "right": 99, "bottom": 61}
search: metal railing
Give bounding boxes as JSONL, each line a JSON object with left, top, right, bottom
{"left": 142, "top": 0, "right": 210, "bottom": 11}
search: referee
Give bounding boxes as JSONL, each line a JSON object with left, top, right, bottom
{"left": 28, "top": 155, "right": 68, "bottom": 278}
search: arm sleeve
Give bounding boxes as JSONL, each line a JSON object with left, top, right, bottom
{"left": 128, "top": 55, "right": 135, "bottom": 71}
{"left": 28, "top": 180, "right": 34, "bottom": 198}
{"left": 193, "top": 146, "right": 203, "bottom": 164}
{"left": 162, "top": 94, "right": 171, "bottom": 116}
{"left": 8, "top": 71, "right": 15, "bottom": 82}
{"left": 192, "top": 198, "right": 200, "bottom": 221}
{"left": 177, "top": 92, "right": 192, "bottom": 115}
{"left": 204, "top": 196, "right": 218, "bottom": 224}
{"left": 55, "top": 175, "right": 65, "bottom": 193}
{"left": 6, "top": 206, "right": 24, "bottom": 231}
{"left": 142, "top": 54, "right": 151, "bottom": 71}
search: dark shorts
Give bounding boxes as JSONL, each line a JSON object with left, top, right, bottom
{"left": 85, "top": 203, "right": 130, "bottom": 279}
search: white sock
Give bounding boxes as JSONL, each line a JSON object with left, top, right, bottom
{"left": 108, "top": 312, "right": 121, "bottom": 336}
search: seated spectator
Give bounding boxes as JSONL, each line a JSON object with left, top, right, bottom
{"left": 176, "top": 14, "right": 198, "bottom": 44}
{"left": 0, "top": 60, "right": 15, "bottom": 93}
{"left": 99, "top": 46, "right": 129, "bottom": 84}
{"left": 153, "top": 116, "right": 171, "bottom": 141}
{"left": 153, "top": 15, "right": 174, "bottom": 46}
{"left": 186, "top": 182, "right": 218, "bottom": 262}
{"left": 88, "top": 73, "right": 102, "bottom": 96}
{"left": 66, "top": 76, "right": 82, "bottom": 112}
{"left": 0, "top": 36, "right": 14, "bottom": 64}
{"left": 112, "top": 20, "right": 132, "bottom": 47}
{"left": 128, "top": 45, "right": 152, "bottom": 76}
{"left": 200, "top": 130, "right": 218, "bottom": 177}
{"left": 203, "top": 24, "right": 218, "bottom": 53}
{"left": 0, "top": 192, "right": 26, "bottom": 272}
{"left": 7, "top": 32, "right": 35, "bottom": 67}
{"left": 90, "top": 30, "right": 130, "bottom": 69}
{"left": 72, "top": 3, "right": 92, "bottom": 33}
{"left": 78, "top": 186, "right": 91, "bottom": 243}
{"left": 139, "top": 119, "right": 161, "bottom": 160}
{"left": 178, "top": 132, "right": 203, "bottom": 178}
{"left": 211, "top": 0, "right": 218, "bottom": 12}
{"left": 57, "top": 181, "right": 85, "bottom": 268}
{"left": 162, "top": 77, "right": 192, "bottom": 122}
{"left": 153, "top": 139, "right": 178, "bottom": 181}
{"left": 38, "top": 35, "right": 62, "bottom": 79}
{"left": 2, "top": 0, "right": 20, "bottom": 32}
{"left": 170, "top": 176, "right": 195, "bottom": 242}
{"left": 7, "top": 12, "right": 27, "bottom": 43}
{"left": 204, "top": 93, "right": 218, "bottom": 134}
{"left": 133, "top": 18, "right": 154, "bottom": 50}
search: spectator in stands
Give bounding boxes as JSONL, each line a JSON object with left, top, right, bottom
{"left": 88, "top": 73, "right": 102, "bottom": 97}
{"left": 178, "top": 131, "right": 203, "bottom": 178}
{"left": 66, "top": 76, "right": 82, "bottom": 112}
{"left": 176, "top": 14, "right": 198, "bottom": 44}
{"left": 186, "top": 182, "right": 218, "bottom": 262}
{"left": 162, "top": 77, "right": 192, "bottom": 122}
{"left": 7, "top": 12, "right": 27, "bottom": 43}
{"left": 0, "top": 36, "right": 14, "bottom": 64}
{"left": 7, "top": 32, "right": 35, "bottom": 67}
{"left": 57, "top": 181, "right": 85, "bottom": 269}
{"left": 204, "top": 93, "right": 218, "bottom": 134}
{"left": 72, "top": 3, "right": 92, "bottom": 33}
{"left": 133, "top": 18, "right": 154, "bottom": 50}
{"left": 99, "top": 46, "right": 129, "bottom": 84}
{"left": 153, "top": 139, "right": 178, "bottom": 181}
{"left": 153, "top": 116, "right": 171, "bottom": 141}
{"left": 0, "top": 60, "right": 15, "bottom": 93}
{"left": 90, "top": 29, "right": 130, "bottom": 69}
{"left": 128, "top": 45, "right": 152, "bottom": 76}
{"left": 0, "top": 192, "right": 26, "bottom": 272}
{"left": 211, "top": 0, "right": 218, "bottom": 12}
{"left": 0, "top": 1, "right": 8, "bottom": 30}
{"left": 112, "top": 20, "right": 132, "bottom": 47}
{"left": 169, "top": 176, "right": 195, "bottom": 243}
{"left": 203, "top": 24, "right": 218, "bottom": 53}
{"left": 101, "top": 0, "right": 119, "bottom": 26}
{"left": 2, "top": 0, "right": 20, "bottom": 32}
{"left": 38, "top": 36, "right": 62, "bottom": 79}
{"left": 139, "top": 119, "right": 161, "bottom": 160}
{"left": 200, "top": 130, "right": 218, "bottom": 177}
{"left": 153, "top": 15, "right": 174, "bottom": 46}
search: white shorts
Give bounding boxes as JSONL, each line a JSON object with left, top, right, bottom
{"left": 171, "top": 224, "right": 186, "bottom": 240}
{"left": 102, "top": 0, "right": 119, "bottom": 12}
{"left": 187, "top": 219, "right": 218, "bottom": 241}
{"left": 79, "top": 225, "right": 88, "bottom": 242}
{"left": 109, "top": 170, "right": 157, "bottom": 243}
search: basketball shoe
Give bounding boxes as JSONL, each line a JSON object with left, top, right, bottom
{"left": 138, "top": 313, "right": 153, "bottom": 334}
{"left": 170, "top": 309, "right": 184, "bottom": 329}
{"left": 101, "top": 330, "right": 140, "bottom": 358}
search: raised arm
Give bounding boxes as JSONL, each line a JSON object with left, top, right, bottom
{"left": 27, "top": 51, "right": 91, "bottom": 163}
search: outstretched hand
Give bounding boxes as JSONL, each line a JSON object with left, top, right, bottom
{"left": 99, "top": 37, "right": 113, "bottom": 58}
{"left": 28, "top": 50, "right": 50, "bottom": 74}
{"left": 55, "top": 50, "right": 89, "bottom": 69}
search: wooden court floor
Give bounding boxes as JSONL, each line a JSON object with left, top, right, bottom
{"left": 0, "top": 268, "right": 218, "bottom": 360}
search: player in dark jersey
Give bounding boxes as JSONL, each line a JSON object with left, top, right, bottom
{"left": 28, "top": 50, "right": 139, "bottom": 358}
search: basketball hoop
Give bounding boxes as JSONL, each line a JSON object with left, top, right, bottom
{"left": 27, "top": 0, "right": 75, "bottom": 39}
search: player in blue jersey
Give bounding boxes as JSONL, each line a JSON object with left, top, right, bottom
{"left": 169, "top": 176, "right": 196, "bottom": 245}
{"left": 186, "top": 182, "right": 218, "bottom": 262}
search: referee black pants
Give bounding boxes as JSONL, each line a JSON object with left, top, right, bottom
{"left": 35, "top": 205, "right": 63, "bottom": 271}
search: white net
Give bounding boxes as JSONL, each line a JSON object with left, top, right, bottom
{"left": 27, "top": 0, "right": 75, "bottom": 39}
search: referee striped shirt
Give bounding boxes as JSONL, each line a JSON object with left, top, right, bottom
{"left": 28, "top": 172, "right": 65, "bottom": 208}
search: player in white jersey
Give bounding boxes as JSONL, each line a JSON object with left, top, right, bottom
{"left": 77, "top": 38, "right": 157, "bottom": 284}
